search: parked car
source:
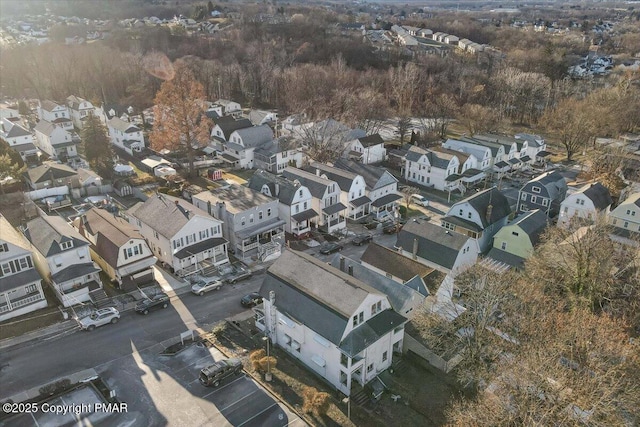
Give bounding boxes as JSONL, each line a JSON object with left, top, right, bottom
{"left": 199, "top": 358, "right": 243, "bottom": 387}
{"left": 78, "top": 307, "right": 120, "bottom": 331}
{"left": 411, "top": 194, "right": 430, "bottom": 207}
{"left": 241, "top": 292, "right": 263, "bottom": 308}
{"left": 224, "top": 268, "right": 252, "bottom": 284}
{"left": 318, "top": 242, "right": 344, "bottom": 255}
{"left": 135, "top": 293, "right": 170, "bottom": 315}
{"left": 352, "top": 233, "right": 373, "bottom": 246}
{"left": 191, "top": 276, "right": 223, "bottom": 295}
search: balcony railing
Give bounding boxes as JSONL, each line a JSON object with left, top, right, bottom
{"left": 0, "top": 292, "right": 45, "bottom": 313}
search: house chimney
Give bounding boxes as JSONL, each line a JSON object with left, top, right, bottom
{"left": 486, "top": 204, "right": 493, "bottom": 223}
{"left": 174, "top": 200, "right": 180, "bottom": 206}
{"left": 412, "top": 238, "right": 418, "bottom": 260}
{"left": 348, "top": 265, "right": 354, "bottom": 276}
{"left": 316, "top": 169, "right": 320, "bottom": 176}
{"left": 340, "top": 256, "right": 345, "bottom": 272}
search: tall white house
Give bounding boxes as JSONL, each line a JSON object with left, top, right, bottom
{"left": 558, "top": 182, "right": 612, "bottom": 228}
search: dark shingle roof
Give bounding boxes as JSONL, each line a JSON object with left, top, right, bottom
{"left": 232, "top": 124, "right": 273, "bottom": 148}
{"left": 360, "top": 243, "right": 434, "bottom": 282}
{"left": 5, "top": 123, "right": 31, "bottom": 138}
{"left": 339, "top": 309, "right": 407, "bottom": 357}
{"left": 305, "top": 162, "right": 357, "bottom": 192}
{"left": 396, "top": 221, "right": 470, "bottom": 270}
{"left": 283, "top": 167, "right": 331, "bottom": 198}
{"left": 194, "top": 184, "right": 275, "bottom": 214}
{"left": 24, "top": 215, "right": 89, "bottom": 257}
{"left": 215, "top": 117, "right": 252, "bottom": 140}
{"left": 524, "top": 171, "right": 567, "bottom": 199}
{"left": 51, "top": 263, "right": 100, "bottom": 283}
{"left": 580, "top": 182, "right": 612, "bottom": 210}
{"left": 248, "top": 169, "right": 302, "bottom": 205}
{"left": 358, "top": 134, "right": 384, "bottom": 147}
{"left": 0, "top": 269, "right": 41, "bottom": 293}
{"left": 333, "top": 159, "right": 397, "bottom": 190}
{"left": 511, "top": 209, "right": 548, "bottom": 245}
{"left": 25, "top": 163, "right": 77, "bottom": 184}
{"left": 405, "top": 145, "right": 427, "bottom": 162}
{"left": 454, "top": 187, "right": 511, "bottom": 228}
{"left": 486, "top": 248, "right": 525, "bottom": 269}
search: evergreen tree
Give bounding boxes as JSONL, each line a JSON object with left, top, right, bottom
{"left": 81, "top": 115, "right": 114, "bottom": 179}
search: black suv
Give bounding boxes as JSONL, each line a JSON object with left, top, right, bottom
{"left": 241, "top": 292, "right": 263, "bottom": 308}
{"left": 199, "top": 358, "right": 243, "bottom": 387}
{"left": 352, "top": 233, "right": 373, "bottom": 246}
{"left": 135, "top": 293, "right": 170, "bottom": 315}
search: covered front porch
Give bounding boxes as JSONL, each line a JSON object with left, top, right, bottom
{"left": 235, "top": 217, "right": 286, "bottom": 257}
{"left": 291, "top": 208, "right": 317, "bottom": 237}
{"left": 321, "top": 203, "right": 347, "bottom": 233}
{"left": 173, "top": 237, "right": 229, "bottom": 277}
{"left": 371, "top": 193, "right": 401, "bottom": 221}
{"left": 348, "top": 196, "right": 371, "bottom": 220}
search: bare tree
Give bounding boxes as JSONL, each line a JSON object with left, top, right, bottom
{"left": 541, "top": 97, "right": 595, "bottom": 161}
{"left": 296, "top": 119, "right": 351, "bottom": 164}
{"left": 457, "top": 104, "right": 503, "bottom": 136}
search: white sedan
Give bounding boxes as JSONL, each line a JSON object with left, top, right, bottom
{"left": 191, "top": 277, "right": 223, "bottom": 296}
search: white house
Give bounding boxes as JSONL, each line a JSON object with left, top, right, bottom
{"left": 223, "top": 124, "right": 274, "bottom": 169}
{"left": 248, "top": 170, "right": 317, "bottom": 238}
{"left": 211, "top": 99, "right": 242, "bottom": 117}
{"left": 558, "top": 182, "right": 612, "bottom": 228}
{"left": 334, "top": 159, "right": 400, "bottom": 221}
{"left": 247, "top": 109, "right": 278, "bottom": 126}
{"left": 66, "top": 95, "right": 95, "bottom": 129}
{"left": 37, "top": 100, "right": 73, "bottom": 131}
{"left": 126, "top": 194, "right": 229, "bottom": 276}
{"left": 608, "top": 192, "right": 640, "bottom": 241}
{"left": 253, "top": 137, "right": 305, "bottom": 174}
{"left": 73, "top": 208, "right": 157, "bottom": 290}
{"left": 210, "top": 116, "right": 253, "bottom": 142}
{"left": 0, "top": 118, "right": 39, "bottom": 163}
{"left": 404, "top": 145, "right": 464, "bottom": 192}
{"left": 108, "top": 117, "right": 144, "bottom": 155}
{"left": 258, "top": 249, "right": 407, "bottom": 396}
{"left": 23, "top": 214, "right": 102, "bottom": 307}
{"left": 192, "top": 184, "right": 285, "bottom": 258}
{"left": 442, "top": 138, "right": 493, "bottom": 171}
{"left": 283, "top": 167, "right": 347, "bottom": 233}
{"left": 343, "top": 134, "right": 386, "bottom": 164}
{"left": 34, "top": 121, "right": 77, "bottom": 160}
{"left": 441, "top": 187, "right": 512, "bottom": 253}
{"left": 515, "top": 133, "right": 549, "bottom": 165}
{"left": 305, "top": 162, "right": 369, "bottom": 220}
{"left": 0, "top": 215, "right": 48, "bottom": 322}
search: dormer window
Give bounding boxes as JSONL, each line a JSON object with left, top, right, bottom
{"left": 532, "top": 186, "right": 541, "bottom": 193}
{"left": 60, "top": 241, "right": 73, "bottom": 250}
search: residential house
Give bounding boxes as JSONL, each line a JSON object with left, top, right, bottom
{"left": 37, "top": 100, "right": 73, "bottom": 131}
{"left": 23, "top": 214, "right": 102, "bottom": 307}
{"left": 442, "top": 138, "right": 493, "bottom": 171}
{"left": 334, "top": 159, "right": 400, "bottom": 221}
{"left": 222, "top": 124, "right": 273, "bottom": 169}
{"left": 192, "top": 184, "right": 284, "bottom": 257}
{"left": 66, "top": 95, "right": 95, "bottom": 129}
{"left": 248, "top": 169, "right": 316, "bottom": 238}
{"left": 73, "top": 208, "right": 157, "bottom": 289}
{"left": 247, "top": 109, "right": 277, "bottom": 126}
{"left": 126, "top": 194, "right": 229, "bottom": 276}
{"left": 305, "top": 162, "right": 369, "bottom": 220}
{"left": 343, "top": 134, "right": 386, "bottom": 164}
{"left": 211, "top": 99, "right": 242, "bottom": 117}
{"left": 76, "top": 168, "right": 102, "bottom": 189}
{"left": 404, "top": 145, "right": 466, "bottom": 193}
{"left": 23, "top": 162, "right": 78, "bottom": 190}
{"left": 467, "top": 134, "right": 521, "bottom": 171}
{"left": 0, "top": 106, "right": 19, "bottom": 121}
{"left": 210, "top": 116, "right": 253, "bottom": 141}
{"left": 283, "top": 167, "right": 347, "bottom": 233}
{"left": 608, "top": 192, "right": 640, "bottom": 242}
{"left": 258, "top": 249, "right": 407, "bottom": 396}
{"left": 0, "top": 118, "right": 39, "bottom": 163}
{"left": 442, "top": 186, "right": 512, "bottom": 253}
{"left": 34, "top": 120, "right": 78, "bottom": 160}
{"left": 396, "top": 220, "right": 479, "bottom": 274}
{"left": 517, "top": 171, "right": 567, "bottom": 217}
{"left": 296, "top": 119, "right": 366, "bottom": 156}
{"left": 108, "top": 117, "right": 144, "bottom": 155}
{"left": 486, "top": 209, "right": 548, "bottom": 269}
{"left": 514, "top": 133, "right": 550, "bottom": 165}
{"left": 0, "top": 215, "right": 47, "bottom": 322}
{"left": 558, "top": 182, "right": 612, "bottom": 228}
{"left": 433, "top": 146, "right": 484, "bottom": 189}
{"left": 253, "top": 136, "right": 305, "bottom": 173}
{"left": 328, "top": 254, "right": 428, "bottom": 319}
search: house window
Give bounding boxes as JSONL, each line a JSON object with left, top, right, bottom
{"left": 26, "top": 284, "right": 37, "bottom": 293}
{"left": 0, "top": 243, "right": 8, "bottom": 252}
{"left": 577, "top": 199, "right": 584, "bottom": 206}
{"left": 341, "top": 353, "right": 349, "bottom": 368}
{"left": 632, "top": 211, "right": 636, "bottom": 217}
{"left": 367, "top": 364, "right": 373, "bottom": 373}
{"left": 382, "top": 351, "right": 388, "bottom": 362}
{"left": 19, "top": 258, "right": 29, "bottom": 269}
{"left": 626, "top": 209, "right": 630, "bottom": 215}
{"left": 359, "top": 312, "right": 364, "bottom": 324}
{"left": 459, "top": 209, "right": 463, "bottom": 216}
{"left": 295, "top": 205, "right": 300, "bottom": 213}
{"left": 299, "top": 190, "right": 303, "bottom": 196}
{"left": 501, "top": 242, "right": 507, "bottom": 250}
{"left": 267, "top": 208, "right": 272, "bottom": 217}
{"left": 564, "top": 206, "right": 569, "bottom": 213}
{"left": 352, "top": 315, "right": 358, "bottom": 327}
{"left": 1, "top": 263, "right": 11, "bottom": 275}
{"left": 292, "top": 340, "right": 301, "bottom": 352}
{"left": 467, "top": 212, "right": 472, "bottom": 219}
{"left": 154, "top": 231, "right": 159, "bottom": 239}
{"left": 250, "top": 214, "right": 254, "bottom": 223}
{"left": 60, "top": 241, "right": 73, "bottom": 250}
{"left": 521, "top": 193, "right": 527, "bottom": 201}
{"left": 624, "top": 221, "right": 629, "bottom": 228}
{"left": 512, "top": 231, "right": 519, "bottom": 236}
{"left": 284, "top": 334, "right": 292, "bottom": 346}
{"left": 241, "top": 217, "right": 246, "bottom": 226}
{"left": 532, "top": 186, "right": 541, "bottom": 193}
{"left": 340, "top": 371, "right": 348, "bottom": 386}
{"left": 542, "top": 199, "right": 549, "bottom": 207}
{"left": 530, "top": 196, "right": 537, "bottom": 204}
{"left": 259, "top": 211, "right": 263, "bottom": 220}
{"left": 371, "top": 301, "right": 382, "bottom": 316}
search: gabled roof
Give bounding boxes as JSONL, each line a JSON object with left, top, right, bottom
{"left": 508, "top": 209, "right": 548, "bottom": 246}
{"left": 305, "top": 162, "right": 357, "bottom": 192}
{"left": 66, "top": 95, "right": 91, "bottom": 110}
{"left": 126, "top": 193, "right": 218, "bottom": 239}
{"left": 575, "top": 182, "right": 612, "bottom": 210}
{"left": 443, "top": 138, "right": 491, "bottom": 161}
{"left": 4, "top": 123, "right": 31, "bottom": 138}
{"left": 248, "top": 109, "right": 274, "bottom": 126}
{"left": 108, "top": 117, "right": 140, "bottom": 133}
{"left": 40, "top": 100, "right": 63, "bottom": 112}
{"left": 25, "top": 163, "right": 77, "bottom": 184}
{"left": 396, "top": 220, "right": 471, "bottom": 270}
{"left": 360, "top": 243, "right": 434, "bottom": 284}
{"left": 333, "top": 159, "right": 398, "bottom": 191}
{"left": 515, "top": 133, "right": 545, "bottom": 148}
{"left": 486, "top": 248, "right": 525, "bottom": 269}
{"left": 426, "top": 148, "right": 457, "bottom": 169}
{"left": 24, "top": 215, "right": 89, "bottom": 257}
{"left": 451, "top": 187, "right": 511, "bottom": 228}
{"left": 73, "top": 208, "right": 146, "bottom": 268}
{"left": 34, "top": 120, "right": 58, "bottom": 136}
{"left": 405, "top": 145, "right": 428, "bottom": 162}
{"left": 433, "top": 146, "right": 468, "bottom": 167}
{"left": 194, "top": 184, "right": 275, "bottom": 214}
{"left": 523, "top": 171, "right": 567, "bottom": 199}
{"left": 248, "top": 169, "right": 303, "bottom": 205}
{"left": 77, "top": 168, "right": 101, "bottom": 182}
{"left": 260, "top": 249, "right": 385, "bottom": 345}
{"left": 231, "top": 124, "right": 273, "bottom": 148}
{"left": 0, "top": 214, "right": 31, "bottom": 252}
{"left": 283, "top": 167, "right": 332, "bottom": 199}
{"left": 215, "top": 116, "right": 252, "bottom": 140}
{"left": 357, "top": 134, "right": 384, "bottom": 147}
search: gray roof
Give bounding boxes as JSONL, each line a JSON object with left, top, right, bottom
{"left": 577, "top": 182, "right": 612, "bottom": 210}
{"left": 443, "top": 138, "right": 490, "bottom": 161}
{"left": 283, "top": 167, "right": 332, "bottom": 199}
{"left": 108, "top": 117, "right": 140, "bottom": 133}
{"left": 405, "top": 145, "right": 427, "bottom": 162}
{"left": 126, "top": 194, "right": 214, "bottom": 239}
{"left": 339, "top": 309, "right": 407, "bottom": 357}
{"left": 452, "top": 187, "right": 511, "bottom": 228}
{"left": 25, "top": 163, "right": 77, "bottom": 184}
{"left": 51, "top": 263, "right": 100, "bottom": 283}
{"left": 305, "top": 162, "right": 357, "bottom": 192}
{"left": 0, "top": 214, "right": 31, "bottom": 252}
{"left": 254, "top": 137, "right": 300, "bottom": 157}
{"left": 360, "top": 243, "right": 434, "bottom": 282}
{"left": 40, "top": 100, "right": 62, "bottom": 112}
{"left": 396, "top": 221, "right": 470, "bottom": 270}
{"left": 215, "top": 117, "right": 252, "bottom": 140}
{"left": 515, "top": 133, "right": 545, "bottom": 148}
{"left": 0, "top": 268, "right": 41, "bottom": 293}
{"left": 523, "top": 171, "right": 567, "bottom": 199}
{"left": 248, "top": 109, "right": 274, "bottom": 125}
{"left": 34, "top": 120, "right": 57, "bottom": 136}
{"left": 232, "top": 124, "right": 273, "bottom": 148}
{"left": 248, "top": 169, "right": 302, "bottom": 205}
{"left": 259, "top": 249, "right": 384, "bottom": 345}
{"left": 358, "top": 134, "right": 384, "bottom": 147}
{"left": 486, "top": 248, "right": 526, "bottom": 269}
{"left": 24, "top": 215, "right": 89, "bottom": 257}
{"left": 509, "top": 209, "right": 548, "bottom": 246}
{"left": 328, "top": 254, "right": 428, "bottom": 315}
{"left": 5, "top": 123, "right": 31, "bottom": 138}
{"left": 194, "top": 184, "right": 275, "bottom": 214}
{"left": 333, "top": 159, "right": 397, "bottom": 191}
{"left": 427, "top": 148, "right": 457, "bottom": 169}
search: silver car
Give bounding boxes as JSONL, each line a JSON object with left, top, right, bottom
{"left": 191, "top": 276, "right": 223, "bottom": 296}
{"left": 78, "top": 307, "right": 120, "bottom": 331}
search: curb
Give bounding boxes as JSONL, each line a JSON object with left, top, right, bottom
{"left": 0, "top": 320, "right": 78, "bottom": 351}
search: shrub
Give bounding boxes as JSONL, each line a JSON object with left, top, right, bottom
{"left": 257, "top": 356, "right": 277, "bottom": 372}
{"left": 302, "top": 386, "right": 331, "bottom": 416}
{"left": 250, "top": 349, "right": 266, "bottom": 371}
{"left": 39, "top": 379, "right": 72, "bottom": 396}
